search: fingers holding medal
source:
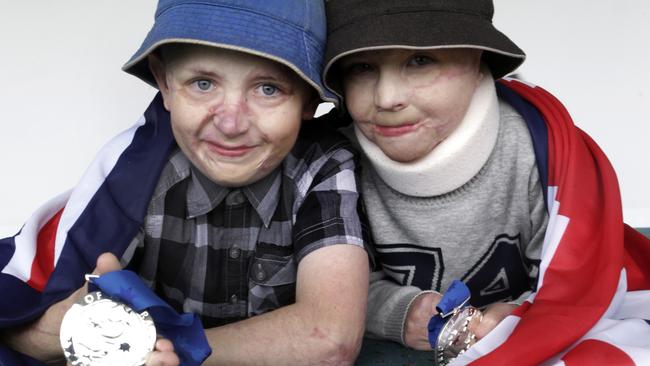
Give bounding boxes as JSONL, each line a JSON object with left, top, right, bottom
{"left": 60, "top": 290, "right": 156, "bottom": 366}
{"left": 428, "top": 280, "right": 483, "bottom": 365}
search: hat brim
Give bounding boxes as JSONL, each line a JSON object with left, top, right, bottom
{"left": 323, "top": 10, "right": 525, "bottom": 98}
{"left": 123, "top": 3, "right": 336, "bottom": 103}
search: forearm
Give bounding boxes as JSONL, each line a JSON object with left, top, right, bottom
{"left": 204, "top": 245, "right": 369, "bottom": 365}
{"left": 1, "top": 295, "right": 74, "bottom": 361}
{"left": 2, "top": 253, "right": 120, "bottom": 362}
{"left": 205, "top": 303, "right": 363, "bottom": 365}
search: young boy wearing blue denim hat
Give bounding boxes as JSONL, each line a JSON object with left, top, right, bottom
{"left": 1, "top": 1, "right": 368, "bottom": 365}
{"left": 321, "top": 0, "right": 548, "bottom": 352}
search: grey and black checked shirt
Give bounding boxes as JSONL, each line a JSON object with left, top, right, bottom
{"left": 122, "top": 127, "right": 367, "bottom": 328}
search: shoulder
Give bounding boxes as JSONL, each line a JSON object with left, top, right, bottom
{"left": 498, "top": 99, "right": 528, "bottom": 129}
{"left": 487, "top": 98, "right": 540, "bottom": 187}
{"left": 279, "top": 123, "right": 360, "bottom": 203}
{"left": 149, "top": 149, "right": 190, "bottom": 196}
{"left": 497, "top": 98, "right": 537, "bottom": 156}
{"left": 284, "top": 122, "right": 358, "bottom": 178}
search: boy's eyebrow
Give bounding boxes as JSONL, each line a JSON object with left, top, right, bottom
{"left": 248, "top": 68, "right": 298, "bottom": 86}
{"left": 250, "top": 73, "right": 290, "bottom": 83}
{"left": 181, "top": 63, "right": 292, "bottom": 81}
{"left": 182, "top": 66, "right": 222, "bottom": 78}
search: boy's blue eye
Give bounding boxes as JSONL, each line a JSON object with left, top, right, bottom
{"left": 195, "top": 79, "right": 212, "bottom": 91}
{"left": 408, "top": 55, "right": 435, "bottom": 66}
{"left": 260, "top": 84, "right": 279, "bottom": 96}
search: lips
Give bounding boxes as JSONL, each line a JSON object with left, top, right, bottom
{"left": 206, "top": 141, "right": 255, "bottom": 158}
{"left": 373, "top": 122, "right": 420, "bottom": 137}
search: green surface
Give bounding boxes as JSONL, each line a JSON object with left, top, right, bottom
{"left": 638, "top": 227, "right": 650, "bottom": 238}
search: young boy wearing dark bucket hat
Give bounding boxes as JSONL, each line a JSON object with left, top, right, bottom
{"left": 322, "top": 1, "right": 650, "bottom": 364}
{"left": 0, "top": 1, "right": 369, "bottom": 365}
{"left": 322, "top": 0, "right": 547, "bottom": 351}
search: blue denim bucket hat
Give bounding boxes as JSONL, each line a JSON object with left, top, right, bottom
{"left": 123, "top": 0, "right": 336, "bottom": 103}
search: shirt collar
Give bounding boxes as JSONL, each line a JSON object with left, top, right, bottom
{"left": 185, "top": 160, "right": 282, "bottom": 228}
{"left": 242, "top": 169, "right": 282, "bottom": 228}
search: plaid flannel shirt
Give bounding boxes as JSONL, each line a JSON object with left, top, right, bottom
{"left": 122, "top": 126, "right": 367, "bottom": 327}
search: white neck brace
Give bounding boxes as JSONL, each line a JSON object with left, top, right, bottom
{"left": 355, "top": 70, "right": 500, "bottom": 197}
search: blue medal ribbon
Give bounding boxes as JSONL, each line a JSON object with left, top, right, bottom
{"left": 427, "top": 280, "right": 471, "bottom": 348}
{"left": 89, "top": 270, "right": 211, "bottom": 366}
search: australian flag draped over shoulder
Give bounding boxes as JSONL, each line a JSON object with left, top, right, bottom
{"left": 1, "top": 83, "right": 650, "bottom": 364}
{"left": 451, "top": 79, "right": 650, "bottom": 365}
{"left": 0, "top": 94, "right": 177, "bottom": 364}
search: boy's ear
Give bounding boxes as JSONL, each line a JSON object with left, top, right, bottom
{"left": 148, "top": 53, "right": 172, "bottom": 111}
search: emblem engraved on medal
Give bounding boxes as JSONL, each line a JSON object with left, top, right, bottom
{"left": 435, "top": 306, "right": 481, "bottom": 366}
{"left": 60, "top": 291, "right": 157, "bottom": 366}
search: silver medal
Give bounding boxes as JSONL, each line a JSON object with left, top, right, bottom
{"left": 434, "top": 306, "right": 482, "bottom": 365}
{"left": 59, "top": 290, "right": 157, "bottom": 366}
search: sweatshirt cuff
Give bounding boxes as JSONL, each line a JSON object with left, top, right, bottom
{"left": 385, "top": 289, "right": 441, "bottom": 345}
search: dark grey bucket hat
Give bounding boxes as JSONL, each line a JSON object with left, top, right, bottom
{"left": 323, "top": 0, "right": 526, "bottom": 98}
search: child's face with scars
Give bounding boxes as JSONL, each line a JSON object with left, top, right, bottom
{"left": 151, "top": 45, "right": 316, "bottom": 187}
{"left": 340, "top": 48, "right": 483, "bottom": 163}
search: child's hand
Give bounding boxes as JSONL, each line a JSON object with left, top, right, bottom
{"left": 2, "top": 252, "right": 123, "bottom": 361}
{"left": 65, "top": 252, "right": 123, "bottom": 305}
{"left": 403, "top": 291, "right": 442, "bottom": 350}
{"left": 469, "top": 302, "right": 517, "bottom": 339}
{"left": 94, "top": 254, "right": 180, "bottom": 366}
{"left": 145, "top": 338, "right": 180, "bottom": 366}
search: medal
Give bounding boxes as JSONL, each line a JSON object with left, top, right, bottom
{"left": 434, "top": 305, "right": 481, "bottom": 365}
{"left": 59, "top": 289, "right": 157, "bottom": 366}
{"left": 428, "top": 280, "right": 481, "bottom": 366}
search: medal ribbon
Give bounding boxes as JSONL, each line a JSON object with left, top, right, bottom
{"left": 90, "top": 270, "right": 211, "bottom": 366}
{"left": 427, "top": 280, "right": 472, "bottom": 348}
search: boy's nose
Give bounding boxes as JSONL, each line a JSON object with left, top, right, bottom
{"left": 374, "top": 72, "right": 407, "bottom": 112}
{"left": 213, "top": 99, "right": 251, "bottom": 137}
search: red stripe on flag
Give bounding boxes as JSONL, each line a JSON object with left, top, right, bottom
{"left": 511, "top": 300, "right": 531, "bottom": 317}
{"left": 26, "top": 208, "right": 63, "bottom": 291}
{"left": 472, "top": 79, "right": 626, "bottom": 365}
{"left": 562, "top": 339, "right": 635, "bottom": 366}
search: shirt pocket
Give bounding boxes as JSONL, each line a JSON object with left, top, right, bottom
{"left": 248, "top": 254, "right": 297, "bottom": 315}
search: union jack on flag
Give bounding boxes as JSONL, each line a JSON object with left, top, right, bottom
{"left": 0, "top": 95, "right": 176, "bottom": 364}
{"left": 451, "top": 80, "right": 650, "bottom": 365}
{"left": 1, "top": 81, "right": 650, "bottom": 365}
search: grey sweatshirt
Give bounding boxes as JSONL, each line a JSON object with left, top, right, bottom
{"left": 348, "top": 79, "right": 548, "bottom": 344}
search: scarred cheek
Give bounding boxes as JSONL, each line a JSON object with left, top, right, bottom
{"left": 442, "top": 60, "right": 480, "bottom": 80}
{"left": 349, "top": 96, "right": 376, "bottom": 124}
{"left": 440, "top": 67, "right": 466, "bottom": 81}
{"left": 413, "top": 65, "right": 475, "bottom": 94}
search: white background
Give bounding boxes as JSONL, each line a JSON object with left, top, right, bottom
{"left": 1, "top": 1, "right": 648, "bottom": 237}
